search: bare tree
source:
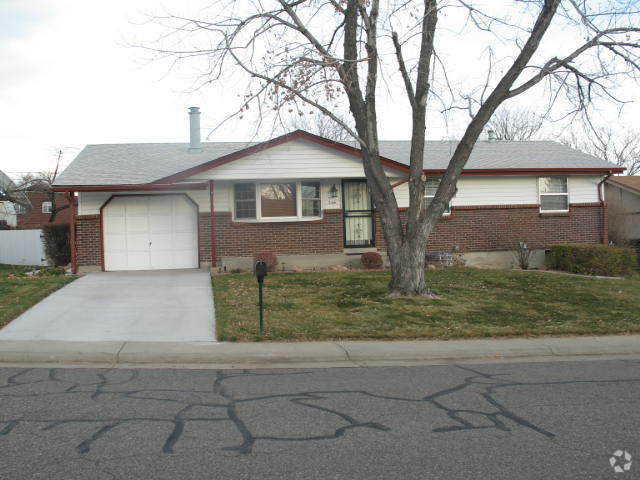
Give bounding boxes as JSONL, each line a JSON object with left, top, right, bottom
{"left": 487, "top": 107, "right": 544, "bottom": 141}
{"left": 143, "top": 1, "right": 640, "bottom": 296}
{"left": 10, "top": 150, "right": 69, "bottom": 222}
{"left": 0, "top": 170, "right": 30, "bottom": 210}
{"left": 563, "top": 125, "right": 640, "bottom": 175}
{"left": 285, "top": 113, "right": 353, "bottom": 142}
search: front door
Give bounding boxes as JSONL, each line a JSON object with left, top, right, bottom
{"left": 342, "top": 180, "right": 375, "bottom": 248}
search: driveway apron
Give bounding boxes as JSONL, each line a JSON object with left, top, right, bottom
{"left": 0, "top": 269, "right": 216, "bottom": 342}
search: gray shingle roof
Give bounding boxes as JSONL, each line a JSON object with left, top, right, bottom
{"left": 54, "top": 136, "right": 617, "bottom": 186}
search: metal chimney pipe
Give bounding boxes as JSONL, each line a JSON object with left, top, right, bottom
{"left": 188, "top": 107, "right": 202, "bottom": 152}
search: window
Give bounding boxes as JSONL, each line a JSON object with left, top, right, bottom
{"left": 424, "top": 178, "right": 450, "bottom": 215}
{"left": 42, "top": 201, "right": 52, "bottom": 214}
{"left": 261, "top": 183, "right": 297, "bottom": 217}
{"left": 234, "top": 183, "right": 256, "bottom": 219}
{"left": 14, "top": 204, "right": 27, "bottom": 214}
{"left": 301, "top": 182, "right": 321, "bottom": 217}
{"left": 233, "top": 181, "right": 322, "bottom": 220}
{"left": 539, "top": 177, "right": 568, "bottom": 211}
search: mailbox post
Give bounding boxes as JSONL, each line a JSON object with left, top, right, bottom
{"left": 254, "top": 260, "right": 268, "bottom": 336}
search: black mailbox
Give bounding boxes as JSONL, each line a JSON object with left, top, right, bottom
{"left": 255, "top": 261, "right": 268, "bottom": 335}
{"left": 255, "top": 260, "right": 268, "bottom": 283}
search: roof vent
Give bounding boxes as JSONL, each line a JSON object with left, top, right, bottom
{"left": 487, "top": 129, "right": 496, "bottom": 142}
{"left": 188, "top": 107, "right": 202, "bottom": 152}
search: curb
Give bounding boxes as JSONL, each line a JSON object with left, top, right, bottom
{"left": 1, "top": 335, "right": 639, "bottom": 368}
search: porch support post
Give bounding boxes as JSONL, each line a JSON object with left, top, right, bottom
{"left": 68, "top": 191, "right": 77, "bottom": 274}
{"left": 209, "top": 180, "right": 217, "bottom": 267}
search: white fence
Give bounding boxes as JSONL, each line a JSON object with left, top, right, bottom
{"left": 0, "top": 230, "right": 48, "bottom": 266}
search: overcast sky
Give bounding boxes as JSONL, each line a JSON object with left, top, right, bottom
{"left": 1, "top": 0, "right": 638, "bottom": 178}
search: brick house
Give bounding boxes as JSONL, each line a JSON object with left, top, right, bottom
{"left": 52, "top": 107, "right": 622, "bottom": 273}
{"left": 14, "top": 191, "right": 71, "bottom": 229}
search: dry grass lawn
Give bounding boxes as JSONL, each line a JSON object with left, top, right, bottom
{"left": 0, "top": 265, "right": 75, "bottom": 329}
{"left": 212, "top": 268, "right": 640, "bottom": 342}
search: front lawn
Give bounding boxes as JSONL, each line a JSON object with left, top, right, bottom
{"left": 213, "top": 269, "right": 640, "bottom": 341}
{"left": 0, "top": 265, "right": 76, "bottom": 329}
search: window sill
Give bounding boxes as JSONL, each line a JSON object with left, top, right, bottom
{"left": 539, "top": 210, "right": 570, "bottom": 217}
{"left": 233, "top": 216, "right": 324, "bottom": 224}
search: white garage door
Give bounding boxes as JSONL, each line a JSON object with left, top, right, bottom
{"left": 103, "top": 195, "right": 199, "bottom": 271}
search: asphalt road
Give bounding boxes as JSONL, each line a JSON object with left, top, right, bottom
{"left": 0, "top": 359, "right": 638, "bottom": 479}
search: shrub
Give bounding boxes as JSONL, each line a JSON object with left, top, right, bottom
{"left": 513, "top": 241, "right": 533, "bottom": 270}
{"left": 361, "top": 251, "right": 383, "bottom": 269}
{"left": 546, "top": 244, "right": 636, "bottom": 277}
{"left": 254, "top": 252, "right": 278, "bottom": 272}
{"left": 42, "top": 223, "right": 70, "bottom": 266}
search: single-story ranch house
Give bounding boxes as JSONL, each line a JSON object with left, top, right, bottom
{"left": 52, "top": 107, "right": 623, "bottom": 273}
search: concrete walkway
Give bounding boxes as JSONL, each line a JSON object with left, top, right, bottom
{"left": 0, "top": 270, "right": 215, "bottom": 342}
{"left": 0, "top": 335, "right": 638, "bottom": 367}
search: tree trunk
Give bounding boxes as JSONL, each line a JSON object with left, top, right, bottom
{"left": 387, "top": 235, "right": 434, "bottom": 297}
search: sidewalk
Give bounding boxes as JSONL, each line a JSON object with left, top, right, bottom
{"left": 0, "top": 335, "right": 639, "bottom": 368}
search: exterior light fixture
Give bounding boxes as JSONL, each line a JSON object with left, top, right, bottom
{"left": 329, "top": 184, "right": 338, "bottom": 198}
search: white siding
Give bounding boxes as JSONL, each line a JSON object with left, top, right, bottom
{"left": 77, "top": 175, "right": 603, "bottom": 214}
{"left": 187, "top": 139, "right": 402, "bottom": 181}
{"left": 392, "top": 175, "right": 602, "bottom": 208}
{"left": 568, "top": 176, "right": 601, "bottom": 203}
{"left": 212, "top": 181, "right": 231, "bottom": 212}
{"left": 78, "top": 190, "right": 210, "bottom": 216}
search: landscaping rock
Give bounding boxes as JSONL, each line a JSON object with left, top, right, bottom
{"left": 329, "top": 265, "right": 349, "bottom": 272}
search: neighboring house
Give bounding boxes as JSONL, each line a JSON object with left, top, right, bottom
{"left": 0, "top": 201, "right": 18, "bottom": 228}
{"left": 14, "top": 191, "right": 71, "bottom": 229}
{"left": 605, "top": 176, "right": 640, "bottom": 245}
{"left": 52, "top": 107, "right": 622, "bottom": 273}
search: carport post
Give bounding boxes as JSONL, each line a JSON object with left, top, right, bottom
{"left": 68, "top": 191, "right": 77, "bottom": 274}
{"left": 209, "top": 180, "right": 217, "bottom": 267}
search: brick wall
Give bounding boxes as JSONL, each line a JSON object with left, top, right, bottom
{"left": 76, "top": 215, "right": 101, "bottom": 266}
{"left": 375, "top": 203, "right": 605, "bottom": 252}
{"left": 199, "top": 213, "right": 212, "bottom": 263}
{"left": 213, "top": 209, "right": 344, "bottom": 262}
{"left": 73, "top": 204, "right": 606, "bottom": 268}
{"left": 17, "top": 192, "right": 71, "bottom": 229}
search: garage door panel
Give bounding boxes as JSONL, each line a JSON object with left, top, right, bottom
{"left": 125, "top": 215, "right": 149, "bottom": 233}
{"left": 125, "top": 233, "right": 150, "bottom": 251}
{"left": 105, "top": 252, "right": 128, "bottom": 271}
{"left": 173, "top": 231, "right": 196, "bottom": 249}
{"left": 174, "top": 196, "right": 195, "bottom": 213}
{"left": 173, "top": 250, "right": 198, "bottom": 268}
{"left": 149, "top": 215, "right": 172, "bottom": 233}
{"left": 124, "top": 196, "right": 149, "bottom": 211}
{"left": 149, "top": 233, "right": 173, "bottom": 251}
{"left": 103, "top": 195, "right": 198, "bottom": 271}
{"left": 104, "top": 233, "right": 127, "bottom": 251}
{"left": 150, "top": 252, "right": 173, "bottom": 270}
{"left": 148, "top": 196, "right": 173, "bottom": 214}
{"left": 104, "top": 216, "right": 126, "bottom": 233}
{"left": 103, "top": 200, "right": 126, "bottom": 217}
{"left": 173, "top": 215, "right": 195, "bottom": 232}
{"left": 127, "top": 251, "right": 151, "bottom": 270}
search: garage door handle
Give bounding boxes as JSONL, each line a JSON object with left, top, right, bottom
{"left": 149, "top": 241, "right": 152, "bottom": 247}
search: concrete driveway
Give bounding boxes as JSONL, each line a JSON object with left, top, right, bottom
{"left": 0, "top": 269, "right": 216, "bottom": 342}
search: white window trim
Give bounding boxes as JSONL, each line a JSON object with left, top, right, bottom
{"left": 424, "top": 178, "right": 451, "bottom": 215}
{"left": 42, "top": 201, "right": 52, "bottom": 214}
{"left": 233, "top": 180, "right": 323, "bottom": 222}
{"left": 538, "top": 176, "right": 570, "bottom": 213}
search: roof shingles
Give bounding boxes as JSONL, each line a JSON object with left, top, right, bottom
{"left": 54, "top": 134, "right": 619, "bottom": 186}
